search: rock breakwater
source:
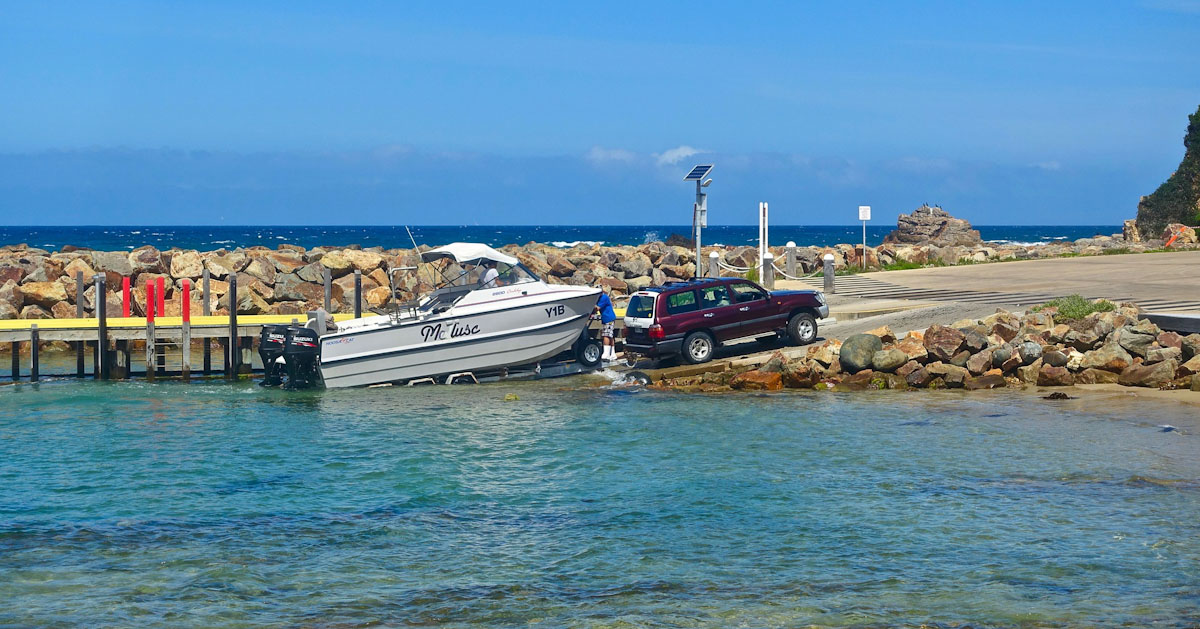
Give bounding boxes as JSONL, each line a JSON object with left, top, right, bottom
{"left": 0, "top": 231, "right": 1196, "bottom": 320}
{"left": 653, "top": 303, "right": 1200, "bottom": 394}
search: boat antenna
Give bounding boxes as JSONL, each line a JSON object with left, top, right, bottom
{"left": 405, "top": 225, "right": 434, "bottom": 287}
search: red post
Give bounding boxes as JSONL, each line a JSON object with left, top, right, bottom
{"left": 146, "top": 282, "right": 156, "bottom": 323}
{"left": 156, "top": 277, "right": 166, "bottom": 317}
{"left": 122, "top": 277, "right": 131, "bottom": 317}
{"left": 182, "top": 280, "right": 191, "bottom": 323}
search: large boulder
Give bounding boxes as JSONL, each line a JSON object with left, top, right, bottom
{"left": 1075, "top": 368, "right": 1120, "bottom": 384}
{"left": 883, "top": 204, "right": 982, "bottom": 247}
{"left": 923, "top": 325, "right": 966, "bottom": 362}
{"left": 1118, "top": 360, "right": 1179, "bottom": 388}
{"left": 342, "top": 249, "right": 385, "bottom": 273}
{"left": 964, "top": 374, "right": 1007, "bottom": 390}
{"left": 927, "top": 362, "right": 970, "bottom": 388}
{"left": 128, "top": 247, "right": 165, "bottom": 274}
{"left": 871, "top": 348, "right": 909, "bottom": 373}
{"left": 267, "top": 251, "right": 307, "bottom": 274}
{"left": 839, "top": 334, "right": 883, "bottom": 374}
{"left": 1016, "top": 341, "right": 1043, "bottom": 365}
{"left": 1079, "top": 343, "right": 1133, "bottom": 372}
{"left": 318, "top": 250, "right": 355, "bottom": 278}
{"left": 241, "top": 257, "right": 277, "bottom": 285}
{"left": 1037, "top": 365, "right": 1074, "bottom": 387}
{"left": 89, "top": 250, "right": 133, "bottom": 277}
{"left": 730, "top": 370, "right": 783, "bottom": 391}
{"left": 18, "top": 281, "right": 68, "bottom": 309}
{"left": 169, "top": 250, "right": 204, "bottom": 279}
{"left": 1181, "top": 334, "right": 1200, "bottom": 361}
{"left": 1115, "top": 328, "right": 1155, "bottom": 358}
{"left": 204, "top": 252, "right": 248, "bottom": 279}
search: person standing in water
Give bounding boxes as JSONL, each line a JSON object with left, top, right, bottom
{"left": 594, "top": 286, "right": 617, "bottom": 362}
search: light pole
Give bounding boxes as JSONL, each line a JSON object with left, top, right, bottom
{"left": 684, "top": 164, "right": 714, "bottom": 278}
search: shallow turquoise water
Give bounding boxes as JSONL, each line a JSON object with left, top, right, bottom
{"left": 0, "top": 379, "right": 1197, "bottom": 627}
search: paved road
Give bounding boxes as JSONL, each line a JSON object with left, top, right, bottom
{"left": 779, "top": 250, "right": 1200, "bottom": 314}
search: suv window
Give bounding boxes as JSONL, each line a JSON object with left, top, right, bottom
{"left": 730, "top": 282, "right": 767, "bottom": 303}
{"left": 699, "top": 285, "right": 731, "bottom": 309}
{"left": 626, "top": 294, "right": 655, "bottom": 318}
{"left": 665, "top": 290, "right": 698, "bottom": 314}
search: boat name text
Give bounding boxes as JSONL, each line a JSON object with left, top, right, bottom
{"left": 421, "top": 321, "right": 481, "bottom": 343}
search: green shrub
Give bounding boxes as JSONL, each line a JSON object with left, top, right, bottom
{"left": 745, "top": 266, "right": 759, "bottom": 283}
{"left": 1032, "top": 294, "right": 1115, "bottom": 321}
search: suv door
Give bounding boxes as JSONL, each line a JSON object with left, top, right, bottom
{"left": 728, "top": 281, "right": 780, "bottom": 336}
{"left": 696, "top": 283, "right": 738, "bottom": 342}
{"left": 660, "top": 288, "right": 703, "bottom": 340}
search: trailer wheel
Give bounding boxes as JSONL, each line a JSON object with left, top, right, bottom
{"left": 576, "top": 338, "right": 603, "bottom": 369}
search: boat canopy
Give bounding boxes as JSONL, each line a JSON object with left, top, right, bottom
{"left": 420, "top": 242, "right": 519, "bottom": 266}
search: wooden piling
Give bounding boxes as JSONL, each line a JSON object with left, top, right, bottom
{"left": 96, "top": 276, "right": 109, "bottom": 380}
{"left": 30, "top": 324, "right": 39, "bottom": 383}
{"left": 181, "top": 279, "right": 191, "bottom": 380}
{"left": 323, "top": 267, "right": 332, "bottom": 312}
{"left": 202, "top": 269, "right": 211, "bottom": 375}
{"left": 75, "top": 272, "right": 85, "bottom": 377}
{"left": 228, "top": 274, "right": 239, "bottom": 378}
{"left": 145, "top": 281, "right": 155, "bottom": 381}
{"left": 354, "top": 270, "right": 362, "bottom": 318}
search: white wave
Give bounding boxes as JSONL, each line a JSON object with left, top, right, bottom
{"left": 642, "top": 231, "right": 660, "bottom": 244}
{"left": 988, "top": 239, "right": 1047, "bottom": 246}
{"left": 551, "top": 240, "right": 603, "bottom": 248}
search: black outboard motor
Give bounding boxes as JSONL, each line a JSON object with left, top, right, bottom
{"left": 258, "top": 324, "right": 289, "bottom": 387}
{"left": 283, "top": 326, "right": 322, "bottom": 390}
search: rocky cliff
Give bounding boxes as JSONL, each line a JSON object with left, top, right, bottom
{"left": 1137, "top": 104, "right": 1200, "bottom": 237}
{"left": 883, "top": 205, "right": 982, "bottom": 247}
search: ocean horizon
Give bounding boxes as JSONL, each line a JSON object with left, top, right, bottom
{"left": 0, "top": 224, "right": 1123, "bottom": 253}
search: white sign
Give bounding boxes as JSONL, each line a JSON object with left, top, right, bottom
{"left": 858, "top": 205, "right": 871, "bottom": 221}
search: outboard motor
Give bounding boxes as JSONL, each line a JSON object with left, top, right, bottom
{"left": 282, "top": 326, "right": 322, "bottom": 390}
{"left": 258, "top": 324, "right": 289, "bottom": 387}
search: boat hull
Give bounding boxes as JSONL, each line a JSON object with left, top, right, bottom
{"left": 318, "top": 289, "right": 600, "bottom": 388}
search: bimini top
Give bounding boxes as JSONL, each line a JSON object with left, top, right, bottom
{"left": 420, "top": 242, "right": 519, "bottom": 266}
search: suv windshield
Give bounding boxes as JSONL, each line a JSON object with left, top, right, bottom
{"left": 626, "top": 294, "right": 655, "bottom": 318}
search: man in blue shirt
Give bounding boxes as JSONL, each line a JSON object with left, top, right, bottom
{"left": 594, "top": 287, "right": 618, "bottom": 362}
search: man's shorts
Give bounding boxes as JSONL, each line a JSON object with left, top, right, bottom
{"left": 601, "top": 322, "right": 615, "bottom": 338}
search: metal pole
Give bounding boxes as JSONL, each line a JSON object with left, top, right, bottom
{"left": 823, "top": 254, "right": 835, "bottom": 295}
{"left": 75, "top": 271, "right": 85, "bottom": 377}
{"left": 228, "top": 274, "right": 239, "bottom": 378}
{"left": 694, "top": 180, "right": 703, "bottom": 279}
{"left": 862, "top": 221, "right": 867, "bottom": 271}
{"left": 202, "top": 269, "right": 211, "bottom": 375}
{"left": 10, "top": 342, "right": 18, "bottom": 381}
{"left": 96, "top": 275, "right": 108, "bottom": 380}
{"left": 354, "top": 270, "right": 362, "bottom": 318}
{"left": 29, "top": 324, "right": 38, "bottom": 383}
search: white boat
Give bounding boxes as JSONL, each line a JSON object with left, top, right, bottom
{"left": 316, "top": 243, "right": 603, "bottom": 388}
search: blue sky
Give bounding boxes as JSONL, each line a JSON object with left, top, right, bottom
{"left": 1, "top": 1, "right": 1198, "bottom": 226}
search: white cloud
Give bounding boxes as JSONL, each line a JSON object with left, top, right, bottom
{"left": 1032, "top": 161, "right": 1062, "bottom": 171}
{"left": 654, "top": 145, "right": 705, "bottom": 166}
{"left": 585, "top": 146, "right": 637, "bottom": 164}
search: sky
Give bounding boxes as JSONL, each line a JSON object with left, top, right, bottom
{"left": 1, "top": 1, "right": 1198, "bottom": 226}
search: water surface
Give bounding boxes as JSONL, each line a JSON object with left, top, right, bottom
{"left": 0, "top": 380, "right": 1196, "bottom": 627}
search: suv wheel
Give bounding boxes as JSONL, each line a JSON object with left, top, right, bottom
{"left": 682, "top": 331, "right": 715, "bottom": 364}
{"left": 787, "top": 312, "right": 817, "bottom": 345}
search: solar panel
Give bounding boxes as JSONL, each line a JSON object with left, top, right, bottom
{"left": 683, "top": 164, "right": 713, "bottom": 181}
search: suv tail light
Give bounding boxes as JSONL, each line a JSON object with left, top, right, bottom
{"left": 648, "top": 324, "right": 665, "bottom": 340}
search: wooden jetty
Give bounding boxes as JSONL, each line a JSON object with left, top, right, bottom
{"left": 1, "top": 271, "right": 352, "bottom": 383}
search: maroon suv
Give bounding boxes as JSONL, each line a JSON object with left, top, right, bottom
{"left": 622, "top": 278, "right": 829, "bottom": 364}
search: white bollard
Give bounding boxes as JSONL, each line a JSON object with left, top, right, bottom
{"left": 822, "top": 253, "right": 835, "bottom": 294}
{"left": 708, "top": 251, "right": 719, "bottom": 278}
{"left": 763, "top": 253, "right": 775, "bottom": 289}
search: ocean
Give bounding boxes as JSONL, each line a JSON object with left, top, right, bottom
{"left": 0, "top": 379, "right": 1196, "bottom": 627}
{"left": 0, "top": 225, "right": 1122, "bottom": 252}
